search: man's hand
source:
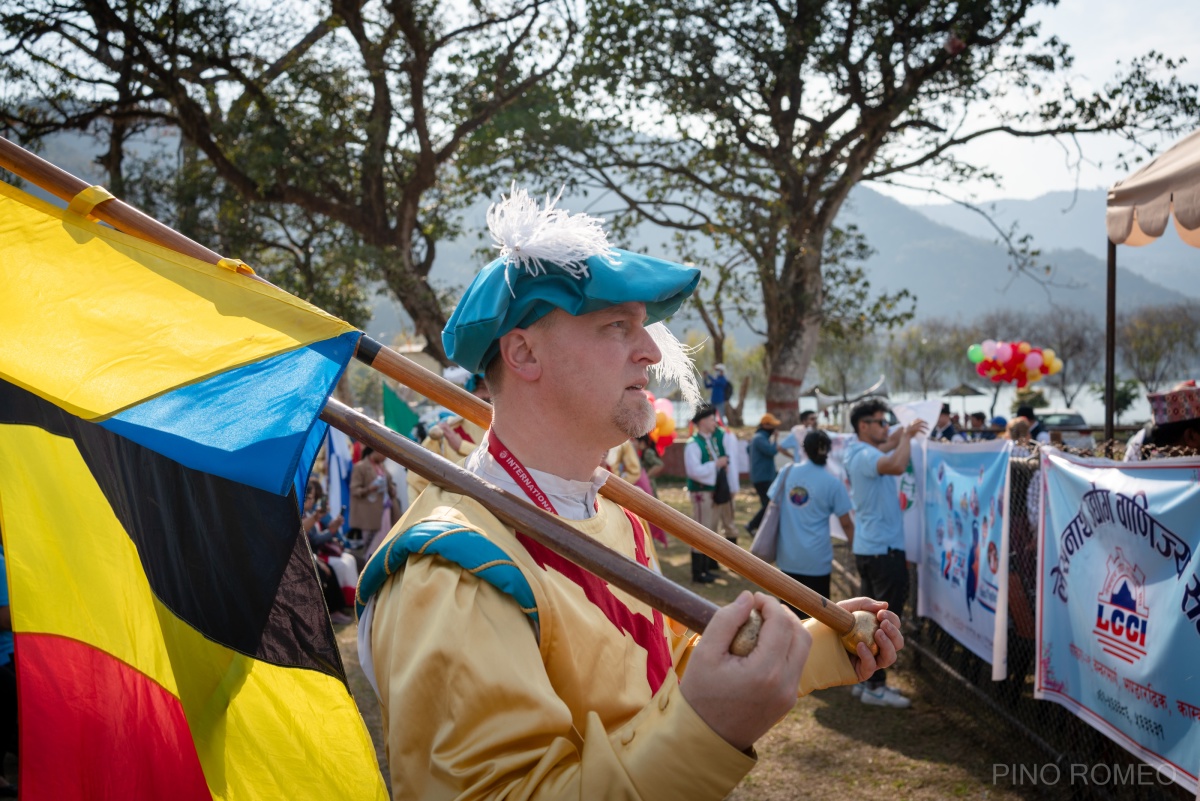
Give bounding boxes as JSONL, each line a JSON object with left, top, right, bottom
{"left": 680, "top": 592, "right": 810, "bottom": 751}
{"left": 836, "top": 597, "right": 904, "bottom": 682}
{"left": 904, "top": 419, "right": 929, "bottom": 440}
{"left": 435, "top": 423, "right": 464, "bottom": 452}
{"left": 715, "top": 455, "right": 729, "bottom": 469}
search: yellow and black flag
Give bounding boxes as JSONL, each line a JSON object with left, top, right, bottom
{"left": 0, "top": 180, "right": 388, "bottom": 799}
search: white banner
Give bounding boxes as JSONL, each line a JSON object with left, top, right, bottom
{"left": 1036, "top": 450, "right": 1200, "bottom": 793}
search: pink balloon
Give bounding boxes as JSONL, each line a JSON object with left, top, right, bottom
{"left": 981, "top": 339, "right": 997, "bottom": 359}
{"left": 653, "top": 398, "right": 674, "bottom": 415}
{"left": 995, "top": 342, "right": 1013, "bottom": 363}
{"left": 1025, "top": 352, "right": 1043, "bottom": 370}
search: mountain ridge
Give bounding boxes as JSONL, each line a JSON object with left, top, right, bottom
{"left": 7, "top": 132, "right": 1181, "bottom": 346}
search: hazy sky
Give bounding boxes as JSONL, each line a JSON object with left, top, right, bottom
{"left": 875, "top": 0, "right": 1199, "bottom": 206}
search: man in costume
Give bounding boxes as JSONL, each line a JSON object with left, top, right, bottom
{"left": 357, "top": 187, "right": 905, "bottom": 800}
{"left": 684, "top": 404, "right": 741, "bottom": 583}
{"left": 406, "top": 371, "right": 491, "bottom": 503}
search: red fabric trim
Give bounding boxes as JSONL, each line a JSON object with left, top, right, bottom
{"left": 516, "top": 533, "right": 671, "bottom": 693}
{"left": 16, "top": 633, "right": 212, "bottom": 801}
{"left": 488, "top": 434, "right": 671, "bottom": 693}
{"left": 453, "top": 424, "right": 475, "bottom": 445}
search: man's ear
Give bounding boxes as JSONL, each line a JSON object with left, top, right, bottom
{"left": 497, "top": 328, "right": 542, "bottom": 383}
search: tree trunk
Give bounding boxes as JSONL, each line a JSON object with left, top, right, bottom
{"left": 381, "top": 262, "right": 449, "bottom": 364}
{"left": 763, "top": 240, "right": 823, "bottom": 427}
{"left": 726, "top": 376, "right": 750, "bottom": 427}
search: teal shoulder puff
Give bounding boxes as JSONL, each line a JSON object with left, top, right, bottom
{"left": 355, "top": 520, "right": 538, "bottom": 624}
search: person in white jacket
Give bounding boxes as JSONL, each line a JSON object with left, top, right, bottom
{"left": 685, "top": 404, "right": 740, "bottom": 582}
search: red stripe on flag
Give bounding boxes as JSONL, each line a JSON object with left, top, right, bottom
{"left": 17, "top": 633, "right": 212, "bottom": 801}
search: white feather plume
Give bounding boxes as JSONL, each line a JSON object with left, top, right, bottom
{"left": 647, "top": 322, "right": 703, "bottom": 406}
{"left": 487, "top": 184, "right": 616, "bottom": 285}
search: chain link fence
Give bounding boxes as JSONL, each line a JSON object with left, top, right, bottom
{"left": 830, "top": 439, "right": 1193, "bottom": 801}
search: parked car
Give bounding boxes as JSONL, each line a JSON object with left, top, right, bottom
{"left": 1038, "top": 409, "right": 1096, "bottom": 450}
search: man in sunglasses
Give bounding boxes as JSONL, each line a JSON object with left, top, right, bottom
{"left": 844, "top": 399, "right": 927, "bottom": 708}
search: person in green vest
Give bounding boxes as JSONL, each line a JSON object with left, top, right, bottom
{"left": 685, "top": 403, "right": 741, "bottom": 583}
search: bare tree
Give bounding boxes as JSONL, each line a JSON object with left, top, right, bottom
{"left": 1118, "top": 304, "right": 1200, "bottom": 393}
{"left": 1030, "top": 307, "right": 1102, "bottom": 408}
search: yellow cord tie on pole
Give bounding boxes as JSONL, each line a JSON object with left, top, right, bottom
{"left": 64, "top": 185, "right": 115, "bottom": 220}
{"left": 216, "top": 257, "right": 256, "bottom": 276}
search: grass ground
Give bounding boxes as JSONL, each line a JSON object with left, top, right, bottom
{"left": 336, "top": 482, "right": 1057, "bottom": 800}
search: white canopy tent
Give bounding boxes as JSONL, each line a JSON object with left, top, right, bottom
{"left": 1103, "top": 130, "right": 1200, "bottom": 440}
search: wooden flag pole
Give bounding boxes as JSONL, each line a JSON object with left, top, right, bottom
{"left": 0, "top": 136, "right": 867, "bottom": 649}
{"left": 321, "top": 398, "right": 721, "bottom": 635}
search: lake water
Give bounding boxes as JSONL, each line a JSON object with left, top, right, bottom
{"left": 672, "top": 380, "right": 1172, "bottom": 430}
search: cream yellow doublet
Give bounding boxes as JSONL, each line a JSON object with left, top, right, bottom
{"left": 407, "top": 418, "right": 489, "bottom": 504}
{"left": 365, "top": 485, "right": 858, "bottom": 800}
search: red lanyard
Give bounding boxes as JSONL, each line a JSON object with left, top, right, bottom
{"left": 487, "top": 432, "right": 556, "bottom": 513}
{"left": 487, "top": 432, "right": 650, "bottom": 565}
{"left": 486, "top": 432, "right": 671, "bottom": 691}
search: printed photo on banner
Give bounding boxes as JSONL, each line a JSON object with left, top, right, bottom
{"left": 1036, "top": 450, "right": 1200, "bottom": 794}
{"left": 919, "top": 439, "right": 1012, "bottom": 678}
{"left": 893, "top": 400, "right": 940, "bottom": 557}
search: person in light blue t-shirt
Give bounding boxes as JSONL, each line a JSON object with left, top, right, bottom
{"left": 778, "top": 410, "right": 817, "bottom": 463}
{"left": 769, "top": 430, "right": 854, "bottom": 616}
{"left": 843, "top": 398, "right": 927, "bottom": 709}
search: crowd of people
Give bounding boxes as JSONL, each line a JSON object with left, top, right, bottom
{"left": 343, "top": 189, "right": 903, "bottom": 800}
{"left": 294, "top": 188, "right": 1200, "bottom": 800}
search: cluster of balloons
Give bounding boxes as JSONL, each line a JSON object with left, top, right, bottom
{"left": 645, "top": 393, "right": 677, "bottom": 453}
{"left": 966, "top": 339, "right": 1063, "bottom": 388}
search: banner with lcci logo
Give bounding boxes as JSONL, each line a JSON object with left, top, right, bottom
{"left": 1036, "top": 450, "right": 1200, "bottom": 793}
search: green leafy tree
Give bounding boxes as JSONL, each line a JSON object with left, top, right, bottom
{"left": 1011, "top": 387, "right": 1048, "bottom": 415}
{"left": 1090, "top": 378, "right": 1140, "bottom": 425}
{"left": 1, "top": 0, "right": 579, "bottom": 359}
{"left": 559, "top": 0, "right": 1198, "bottom": 419}
{"left": 683, "top": 222, "right": 910, "bottom": 422}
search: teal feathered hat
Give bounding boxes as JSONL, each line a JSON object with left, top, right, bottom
{"left": 442, "top": 186, "right": 702, "bottom": 402}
